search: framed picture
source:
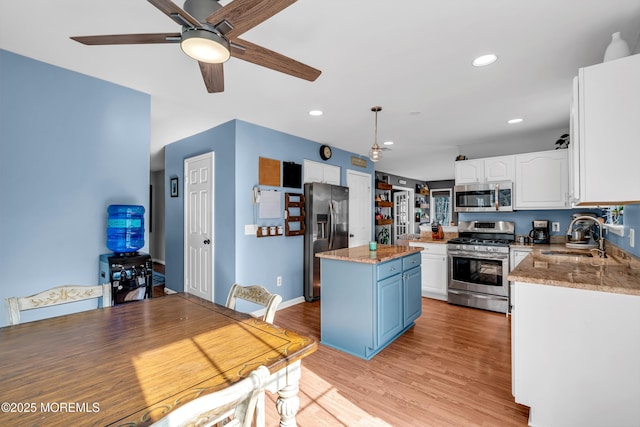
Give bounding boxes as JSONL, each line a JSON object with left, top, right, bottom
{"left": 170, "top": 177, "right": 179, "bottom": 197}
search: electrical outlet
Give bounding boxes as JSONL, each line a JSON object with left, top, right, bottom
{"left": 552, "top": 222, "right": 560, "bottom": 232}
{"left": 630, "top": 228, "right": 635, "bottom": 248}
{"left": 276, "top": 276, "right": 282, "bottom": 287}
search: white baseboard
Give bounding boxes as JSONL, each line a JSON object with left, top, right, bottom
{"left": 279, "top": 296, "right": 306, "bottom": 309}
{"left": 250, "top": 296, "right": 306, "bottom": 318}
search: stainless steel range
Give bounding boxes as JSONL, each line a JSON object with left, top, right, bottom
{"left": 447, "top": 220, "right": 515, "bottom": 313}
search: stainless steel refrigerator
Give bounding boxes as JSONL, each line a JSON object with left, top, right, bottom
{"left": 304, "top": 182, "right": 349, "bottom": 301}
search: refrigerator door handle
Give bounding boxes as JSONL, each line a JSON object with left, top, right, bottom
{"left": 328, "top": 201, "right": 335, "bottom": 249}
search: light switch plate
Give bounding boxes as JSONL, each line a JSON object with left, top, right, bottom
{"left": 245, "top": 224, "right": 257, "bottom": 235}
{"left": 630, "top": 228, "right": 635, "bottom": 248}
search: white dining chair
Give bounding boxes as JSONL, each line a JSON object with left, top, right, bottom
{"left": 150, "top": 365, "right": 270, "bottom": 427}
{"left": 226, "top": 284, "right": 282, "bottom": 323}
{"left": 5, "top": 284, "right": 111, "bottom": 325}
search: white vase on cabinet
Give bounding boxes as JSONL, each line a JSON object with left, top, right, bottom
{"left": 603, "top": 32, "right": 630, "bottom": 62}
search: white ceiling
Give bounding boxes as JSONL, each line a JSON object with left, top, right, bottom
{"left": 2, "top": 1, "right": 639, "bottom": 179}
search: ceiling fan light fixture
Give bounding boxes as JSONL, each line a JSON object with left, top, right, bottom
{"left": 369, "top": 106, "right": 384, "bottom": 162}
{"left": 181, "top": 29, "right": 230, "bottom": 64}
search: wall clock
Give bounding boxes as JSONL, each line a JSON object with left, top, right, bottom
{"left": 319, "top": 145, "right": 332, "bottom": 161}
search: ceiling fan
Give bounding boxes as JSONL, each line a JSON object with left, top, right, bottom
{"left": 70, "top": 0, "right": 321, "bottom": 93}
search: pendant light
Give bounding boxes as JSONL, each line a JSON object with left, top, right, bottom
{"left": 369, "top": 106, "right": 383, "bottom": 162}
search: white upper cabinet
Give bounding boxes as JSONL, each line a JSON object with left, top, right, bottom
{"left": 303, "top": 159, "right": 340, "bottom": 185}
{"left": 454, "top": 159, "right": 484, "bottom": 184}
{"left": 485, "top": 156, "right": 516, "bottom": 182}
{"left": 573, "top": 54, "right": 640, "bottom": 205}
{"left": 454, "top": 155, "right": 515, "bottom": 185}
{"left": 515, "top": 149, "right": 569, "bottom": 210}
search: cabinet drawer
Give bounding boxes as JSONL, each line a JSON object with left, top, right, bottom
{"left": 410, "top": 242, "right": 447, "bottom": 255}
{"left": 402, "top": 253, "right": 421, "bottom": 271}
{"left": 377, "top": 259, "right": 402, "bottom": 281}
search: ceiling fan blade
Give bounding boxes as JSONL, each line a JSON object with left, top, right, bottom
{"left": 70, "top": 33, "right": 181, "bottom": 45}
{"left": 230, "top": 38, "right": 321, "bottom": 82}
{"left": 147, "top": 0, "right": 202, "bottom": 27}
{"left": 206, "top": 0, "right": 296, "bottom": 39}
{"left": 199, "top": 62, "right": 225, "bottom": 93}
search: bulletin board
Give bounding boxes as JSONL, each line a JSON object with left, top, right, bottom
{"left": 258, "top": 157, "right": 280, "bottom": 187}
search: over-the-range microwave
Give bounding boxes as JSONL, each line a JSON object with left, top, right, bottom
{"left": 454, "top": 181, "right": 514, "bottom": 212}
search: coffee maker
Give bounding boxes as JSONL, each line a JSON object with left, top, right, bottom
{"left": 529, "top": 220, "right": 550, "bottom": 244}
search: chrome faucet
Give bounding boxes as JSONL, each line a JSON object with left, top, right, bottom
{"left": 567, "top": 215, "right": 607, "bottom": 258}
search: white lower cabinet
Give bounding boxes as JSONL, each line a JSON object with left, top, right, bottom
{"left": 409, "top": 242, "right": 447, "bottom": 300}
{"left": 512, "top": 281, "right": 640, "bottom": 426}
{"left": 509, "top": 247, "right": 532, "bottom": 271}
{"left": 508, "top": 246, "right": 532, "bottom": 397}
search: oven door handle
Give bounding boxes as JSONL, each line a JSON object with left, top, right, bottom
{"left": 448, "top": 289, "right": 506, "bottom": 300}
{"left": 448, "top": 252, "right": 508, "bottom": 261}
{"left": 495, "top": 183, "right": 499, "bottom": 211}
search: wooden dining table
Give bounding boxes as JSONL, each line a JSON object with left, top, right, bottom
{"left": 0, "top": 292, "right": 317, "bottom": 426}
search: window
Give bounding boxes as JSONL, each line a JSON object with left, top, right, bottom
{"left": 430, "top": 189, "right": 452, "bottom": 226}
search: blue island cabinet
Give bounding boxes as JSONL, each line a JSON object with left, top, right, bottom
{"left": 320, "top": 252, "right": 422, "bottom": 360}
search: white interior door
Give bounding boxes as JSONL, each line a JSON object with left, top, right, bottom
{"left": 184, "top": 152, "right": 214, "bottom": 301}
{"left": 346, "top": 170, "right": 372, "bottom": 247}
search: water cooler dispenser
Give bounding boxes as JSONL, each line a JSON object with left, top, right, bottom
{"left": 99, "top": 204, "right": 152, "bottom": 305}
{"left": 99, "top": 253, "right": 152, "bottom": 305}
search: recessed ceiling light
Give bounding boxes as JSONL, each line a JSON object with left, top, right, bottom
{"left": 383, "top": 141, "right": 394, "bottom": 146}
{"left": 472, "top": 54, "right": 498, "bottom": 67}
{"left": 507, "top": 118, "right": 524, "bottom": 124}
{"left": 308, "top": 110, "right": 323, "bottom": 116}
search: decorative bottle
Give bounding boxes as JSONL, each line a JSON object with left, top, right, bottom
{"left": 603, "top": 32, "right": 630, "bottom": 62}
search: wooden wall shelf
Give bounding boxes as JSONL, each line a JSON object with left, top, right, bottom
{"left": 375, "top": 201, "right": 393, "bottom": 208}
{"left": 284, "top": 193, "right": 305, "bottom": 236}
{"left": 376, "top": 219, "right": 393, "bottom": 226}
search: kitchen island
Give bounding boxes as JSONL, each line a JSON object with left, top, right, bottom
{"left": 316, "top": 244, "right": 422, "bottom": 360}
{"left": 508, "top": 245, "right": 640, "bottom": 427}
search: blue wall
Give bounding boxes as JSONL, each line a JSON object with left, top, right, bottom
{"left": 164, "top": 120, "right": 237, "bottom": 300}
{"left": 604, "top": 204, "right": 640, "bottom": 257}
{"left": 164, "top": 120, "right": 374, "bottom": 309}
{"left": 459, "top": 204, "right": 640, "bottom": 257}
{"left": 0, "top": 50, "right": 150, "bottom": 326}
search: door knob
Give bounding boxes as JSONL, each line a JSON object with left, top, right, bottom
{"left": 349, "top": 234, "right": 354, "bottom": 237}
{"left": 203, "top": 239, "right": 211, "bottom": 245}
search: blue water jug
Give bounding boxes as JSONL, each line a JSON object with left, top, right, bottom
{"left": 107, "top": 205, "right": 145, "bottom": 253}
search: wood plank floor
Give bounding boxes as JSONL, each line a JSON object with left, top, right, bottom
{"left": 265, "top": 298, "right": 529, "bottom": 426}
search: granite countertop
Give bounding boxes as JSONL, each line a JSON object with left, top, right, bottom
{"left": 397, "top": 231, "right": 458, "bottom": 246}
{"left": 316, "top": 244, "right": 422, "bottom": 264}
{"left": 508, "top": 243, "right": 640, "bottom": 296}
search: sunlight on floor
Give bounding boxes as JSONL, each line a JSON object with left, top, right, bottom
{"left": 267, "top": 365, "right": 391, "bottom": 426}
